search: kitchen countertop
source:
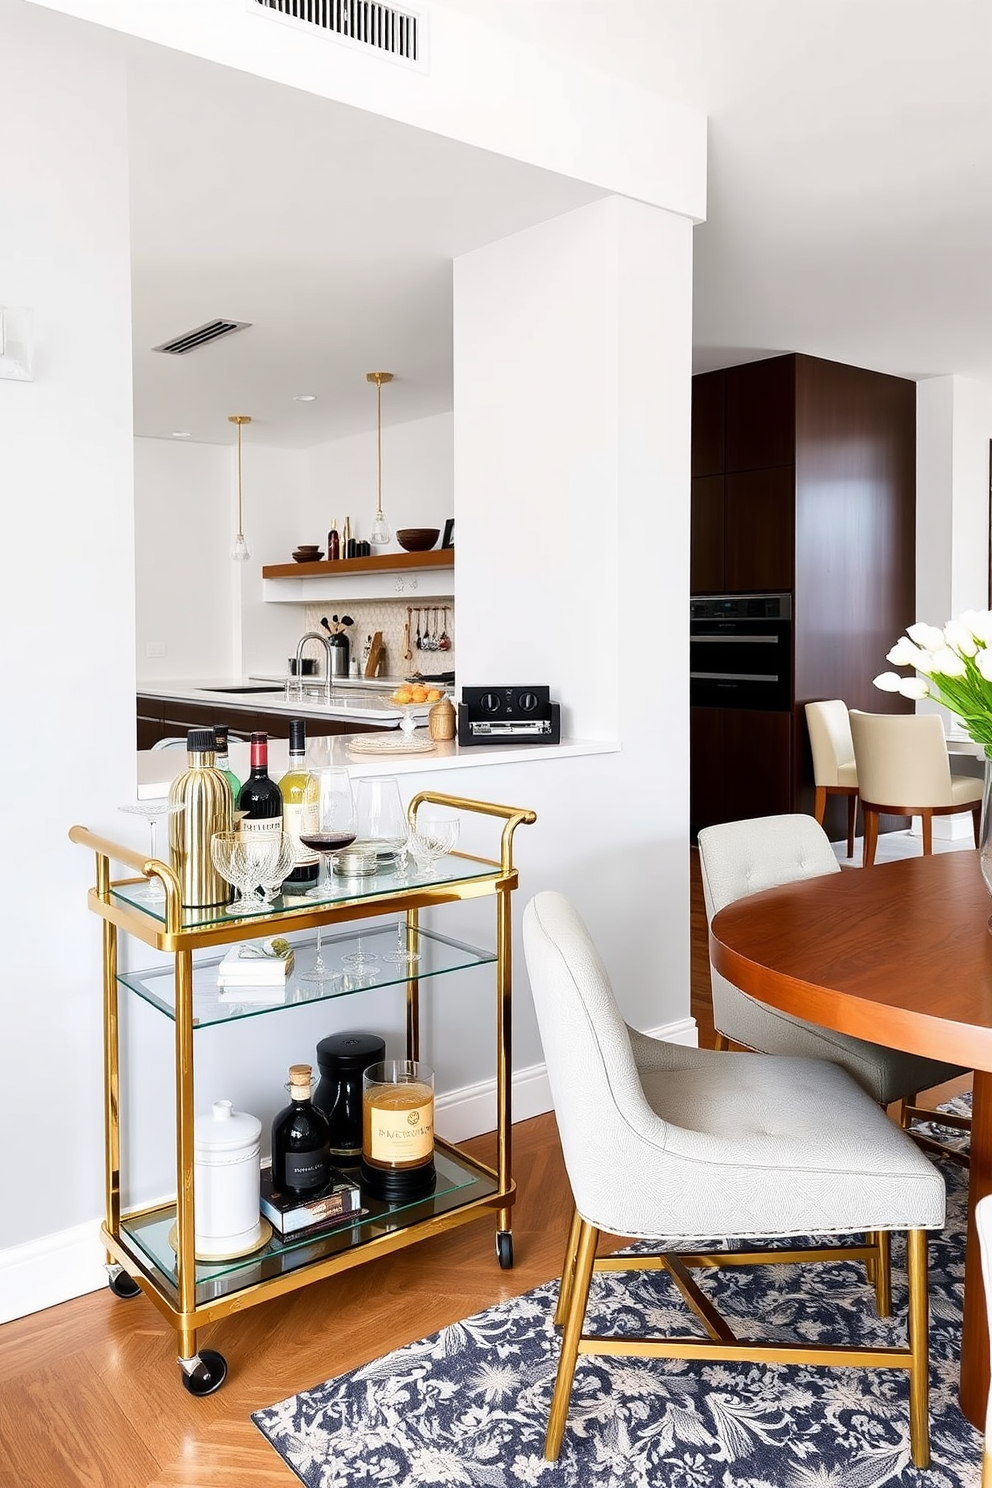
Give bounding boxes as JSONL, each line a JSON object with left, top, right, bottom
{"left": 137, "top": 676, "right": 432, "bottom": 726}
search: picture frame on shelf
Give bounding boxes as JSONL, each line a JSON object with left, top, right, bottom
{"left": 442, "top": 518, "right": 455, "bottom": 549}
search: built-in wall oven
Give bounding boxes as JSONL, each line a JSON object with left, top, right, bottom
{"left": 690, "top": 593, "right": 792, "bottom": 710}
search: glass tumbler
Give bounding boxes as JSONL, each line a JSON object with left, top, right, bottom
{"left": 355, "top": 776, "right": 409, "bottom": 867}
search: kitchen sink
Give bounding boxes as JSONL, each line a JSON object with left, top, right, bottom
{"left": 198, "top": 685, "right": 286, "bottom": 695}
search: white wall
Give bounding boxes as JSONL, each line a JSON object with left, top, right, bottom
{"left": 0, "top": 7, "right": 134, "bottom": 1256}
{"left": 301, "top": 411, "right": 454, "bottom": 553}
{"left": 917, "top": 373, "right": 992, "bottom": 626}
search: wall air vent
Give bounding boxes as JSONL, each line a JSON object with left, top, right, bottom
{"left": 152, "top": 320, "right": 252, "bottom": 356}
{"left": 252, "top": 0, "right": 425, "bottom": 69}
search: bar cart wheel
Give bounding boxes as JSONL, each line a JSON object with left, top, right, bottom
{"left": 496, "top": 1231, "right": 513, "bottom": 1269}
{"left": 179, "top": 1349, "right": 228, "bottom": 1397}
{"left": 106, "top": 1263, "right": 142, "bottom": 1299}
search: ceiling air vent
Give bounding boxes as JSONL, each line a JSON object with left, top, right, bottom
{"left": 152, "top": 320, "right": 252, "bottom": 356}
{"left": 252, "top": 0, "right": 425, "bottom": 68}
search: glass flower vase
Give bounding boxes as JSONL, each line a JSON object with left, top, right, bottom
{"left": 980, "top": 754, "right": 992, "bottom": 903}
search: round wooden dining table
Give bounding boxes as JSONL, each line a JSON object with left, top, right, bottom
{"left": 709, "top": 847, "right": 992, "bottom": 1429}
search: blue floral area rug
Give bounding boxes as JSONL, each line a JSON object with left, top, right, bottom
{"left": 252, "top": 1114, "right": 981, "bottom": 1488}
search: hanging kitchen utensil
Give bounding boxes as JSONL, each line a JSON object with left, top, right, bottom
{"left": 403, "top": 607, "right": 413, "bottom": 662}
{"left": 439, "top": 607, "right": 451, "bottom": 651}
{"left": 415, "top": 609, "right": 423, "bottom": 650}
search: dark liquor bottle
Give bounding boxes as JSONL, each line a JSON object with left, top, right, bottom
{"left": 280, "top": 718, "right": 319, "bottom": 890}
{"left": 212, "top": 724, "right": 242, "bottom": 803}
{"left": 271, "top": 1065, "right": 331, "bottom": 1198}
{"left": 237, "top": 731, "right": 282, "bottom": 844}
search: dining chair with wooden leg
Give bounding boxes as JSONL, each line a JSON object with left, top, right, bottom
{"left": 522, "top": 890, "right": 945, "bottom": 1469}
{"left": 805, "top": 698, "right": 859, "bottom": 859}
{"left": 697, "top": 811, "right": 971, "bottom": 1166}
{"left": 848, "top": 709, "right": 983, "bottom": 867}
{"left": 976, "top": 1194, "right": 992, "bottom": 1486}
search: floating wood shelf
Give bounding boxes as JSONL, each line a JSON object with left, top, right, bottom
{"left": 262, "top": 549, "right": 453, "bottom": 579}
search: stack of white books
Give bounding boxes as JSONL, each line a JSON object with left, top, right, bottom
{"left": 217, "top": 938, "right": 295, "bottom": 1003}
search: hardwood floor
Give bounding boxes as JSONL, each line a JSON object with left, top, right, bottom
{"left": 0, "top": 849, "right": 963, "bottom": 1487}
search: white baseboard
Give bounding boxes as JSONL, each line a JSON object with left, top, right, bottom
{"left": 1, "top": 1014, "right": 699, "bottom": 1324}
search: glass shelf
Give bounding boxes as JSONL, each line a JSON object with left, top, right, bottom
{"left": 122, "top": 1146, "right": 497, "bottom": 1307}
{"left": 109, "top": 851, "right": 496, "bottom": 931}
{"left": 117, "top": 923, "right": 496, "bottom": 1026}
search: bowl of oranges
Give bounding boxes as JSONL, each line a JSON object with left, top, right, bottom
{"left": 384, "top": 682, "right": 445, "bottom": 737}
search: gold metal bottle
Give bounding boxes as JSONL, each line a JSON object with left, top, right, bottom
{"left": 168, "top": 728, "right": 234, "bottom": 908}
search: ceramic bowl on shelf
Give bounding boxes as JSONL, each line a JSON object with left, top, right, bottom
{"left": 395, "top": 528, "right": 440, "bottom": 553}
{"left": 292, "top": 547, "right": 324, "bottom": 563}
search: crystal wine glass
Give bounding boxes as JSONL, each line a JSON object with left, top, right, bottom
{"left": 117, "top": 799, "right": 185, "bottom": 901}
{"left": 355, "top": 776, "right": 409, "bottom": 867}
{"left": 300, "top": 767, "right": 357, "bottom": 982}
{"left": 210, "top": 831, "right": 282, "bottom": 916}
{"left": 409, "top": 812, "right": 460, "bottom": 877}
{"left": 382, "top": 917, "right": 421, "bottom": 967}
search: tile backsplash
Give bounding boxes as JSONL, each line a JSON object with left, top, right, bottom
{"left": 304, "top": 597, "right": 455, "bottom": 680}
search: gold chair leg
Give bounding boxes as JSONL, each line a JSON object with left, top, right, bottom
{"left": 713, "top": 1031, "right": 730, "bottom": 1052}
{"left": 546, "top": 1218, "right": 598, "bottom": 1462}
{"left": 554, "top": 1206, "right": 583, "bottom": 1327}
{"left": 813, "top": 786, "right": 827, "bottom": 825}
{"left": 873, "top": 1229, "right": 891, "bottom": 1317}
{"left": 906, "top": 1228, "right": 930, "bottom": 1469}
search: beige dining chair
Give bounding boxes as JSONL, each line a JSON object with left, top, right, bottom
{"left": 976, "top": 1194, "right": 992, "bottom": 1487}
{"left": 522, "top": 890, "right": 944, "bottom": 1468}
{"left": 805, "top": 699, "right": 859, "bottom": 859}
{"left": 697, "top": 812, "right": 971, "bottom": 1165}
{"left": 848, "top": 709, "right": 983, "bottom": 866}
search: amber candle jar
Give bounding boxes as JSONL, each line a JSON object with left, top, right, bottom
{"left": 360, "top": 1059, "right": 436, "bottom": 1201}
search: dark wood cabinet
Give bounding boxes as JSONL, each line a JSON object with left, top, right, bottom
{"left": 137, "top": 694, "right": 388, "bottom": 749}
{"left": 690, "top": 353, "right": 915, "bottom": 837}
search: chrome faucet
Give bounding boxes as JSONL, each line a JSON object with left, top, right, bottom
{"left": 294, "top": 631, "right": 335, "bottom": 702}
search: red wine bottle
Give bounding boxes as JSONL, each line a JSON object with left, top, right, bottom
{"left": 237, "top": 732, "right": 282, "bottom": 843}
{"left": 271, "top": 1065, "right": 331, "bottom": 1198}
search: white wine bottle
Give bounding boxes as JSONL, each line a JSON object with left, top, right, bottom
{"left": 279, "top": 718, "right": 319, "bottom": 891}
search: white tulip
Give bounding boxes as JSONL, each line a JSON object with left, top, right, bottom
{"left": 873, "top": 671, "right": 905, "bottom": 692}
{"left": 944, "top": 619, "right": 979, "bottom": 657}
{"left": 931, "top": 647, "right": 967, "bottom": 677}
{"left": 976, "top": 649, "right": 992, "bottom": 683}
{"left": 961, "top": 609, "right": 992, "bottom": 645}
{"left": 907, "top": 622, "right": 946, "bottom": 652}
{"left": 898, "top": 677, "right": 931, "bottom": 700}
{"left": 887, "top": 638, "right": 930, "bottom": 669}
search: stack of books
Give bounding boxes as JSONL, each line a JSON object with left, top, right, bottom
{"left": 259, "top": 1163, "right": 365, "bottom": 1240}
{"left": 217, "top": 938, "right": 295, "bottom": 1003}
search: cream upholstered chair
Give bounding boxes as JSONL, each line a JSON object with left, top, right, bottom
{"left": 848, "top": 708, "right": 982, "bottom": 867}
{"left": 522, "top": 891, "right": 943, "bottom": 1467}
{"left": 697, "top": 812, "right": 970, "bottom": 1164}
{"left": 805, "top": 699, "right": 859, "bottom": 858}
{"left": 975, "top": 1194, "right": 992, "bottom": 1488}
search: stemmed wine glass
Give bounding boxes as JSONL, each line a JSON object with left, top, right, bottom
{"left": 355, "top": 776, "right": 409, "bottom": 868}
{"left": 210, "top": 831, "right": 283, "bottom": 916}
{"left": 117, "top": 799, "right": 185, "bottom": 901}
{"left": 382, "top": 917, "right": 421, "bottom": 967}
{"left": 300, "top": 767, "right": 357, "bottom": 982}
{"left": 256, "top": 832, "right": 298, "bottom": 906}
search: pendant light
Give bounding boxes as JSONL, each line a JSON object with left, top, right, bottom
{"left": 228, "top": 414, "right": 251, "bottom": 562}
{"left": 367, "top": 371, "right": 393, "bottom": 547}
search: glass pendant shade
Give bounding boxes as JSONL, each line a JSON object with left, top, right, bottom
{"left": 367, "top": 372, "right": 393, "bottom": 546}
{"left": 229, "top": 414, "right": 251, "bottom": 562}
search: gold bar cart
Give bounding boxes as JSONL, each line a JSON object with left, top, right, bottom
{"left": 70, "top": 791, "right": 536, "bottom": 1395}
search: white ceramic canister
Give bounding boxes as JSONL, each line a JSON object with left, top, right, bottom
{"left": 193, "top": 1099, "right": 264, "bottom": 1258}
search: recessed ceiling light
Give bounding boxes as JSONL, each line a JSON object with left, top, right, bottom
{"left": 293, "top": 393, "right": 317, "bottom": 402}
{"left": 171, "top": 430, "right": 191, "bottom": 438}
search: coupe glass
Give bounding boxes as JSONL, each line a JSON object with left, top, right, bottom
{"left": 301, "top": 768, "right": 357, "bottom": 982}
{"left": 210, "top": 831, "right": 282, "bottom": 916}
{"left": 117, "top": 799, "right": 185, "bottom": 901}
{"left": 355, "top": 776, "right": 409, "bottom": 866}
{"left": 409, "top": 812, "right": 460, "bottom": 877}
